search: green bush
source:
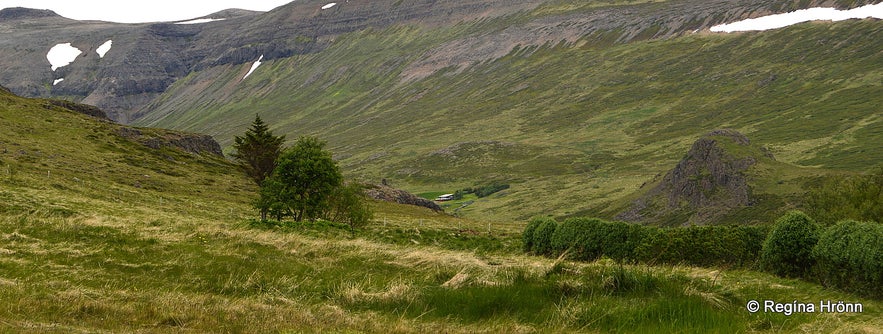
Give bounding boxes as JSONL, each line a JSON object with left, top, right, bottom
{"left": 550, "top": 217, "right": 605, "bottom": 261}
{"left": 806, "top": 167, "right": 883, "bottom": 225}
{"left": 637, "top": 225, "right": 768, "bottom": 267}
{"left": 522, "top": 218, "right": 544, "bottom": 253}
{"left": 760, "top": 211, "right": 820, "bottom": 278}
{"left": 598, "top": 221, "right": 634, "bottom": 263}
{"left": 532, "top": 218, "right": 558, "bottom": 256}
{"left": 812, "top": 220, "right": 883, "bottom": 297}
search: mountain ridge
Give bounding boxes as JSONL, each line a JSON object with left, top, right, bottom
{"left": 3, "top": 0, "right": 875, "bottom": 122}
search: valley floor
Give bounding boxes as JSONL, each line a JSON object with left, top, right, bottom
{"left": 0, "top": 191, "right": 880, "bottom": 333}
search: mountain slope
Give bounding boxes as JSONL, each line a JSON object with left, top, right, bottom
{"left": 136, "top": 17, "right": 882, "bottom": 221}
{"left": 2, "top": 0, "right": 881, "bottom": 222}
{"left": 2, "top": 0, "right": 873, "bottom": 121}
{"left": 0, "top": 85, "right": 252, "bottom": 221}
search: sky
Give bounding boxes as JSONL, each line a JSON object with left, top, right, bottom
{"left": 0, "top": 0, "right": 294, "bottom": 23}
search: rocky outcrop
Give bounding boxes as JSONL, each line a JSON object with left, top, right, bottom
{"left": 116, "top": 127, "right": 223, "bottom": 156}
{"left": 45, "top": 99, "right": 110, "bottom": 120}
{"left": 618, "top": 130, "right": 774, "bottom": 225}
{"left": 0, "top": 8, "right": 61, "bottom": 20}
{"left": 364, "top": 183, "right": 444, "bottom": 212}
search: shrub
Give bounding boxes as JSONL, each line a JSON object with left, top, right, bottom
{"left": 522, "top": 218, "right": 544, "bottom": 253}
{"left": 550, "top": 217, "right": 605, "bottom": 261}
{"left": 599, "top": 221, "right": 635, "bottom": 263}
{"left": 759, "top": 211, "right": 820, "bottom": 278}
{"left": 531, "top": 218, "right": 559, "bottom": 256}
{"left": 806, "top": 167, "right": 883, "bottom": 225}
{"left": 813, "top": 220, "right": 883, "bottom": 297}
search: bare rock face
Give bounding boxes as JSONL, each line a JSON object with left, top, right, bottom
{"left": 116, "top": 127, "right": 223, "bottom": 156}
{"left": 618, "top": 129, "right": 774, "bottom": 225}
{"left": 364, "top": 183, "right": 443, "bottom": 212}
{"left": 45, "top": 99, "right": 110, "bottom": 120}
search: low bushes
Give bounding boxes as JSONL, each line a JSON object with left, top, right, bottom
{"left": 759, "top": 211, "right": 819, "bottom": 278}
{"left": 524, "top": 217, "right": 767, "bottom": 268}
{"left": 522, "top": 211, "right": 882, "bottom": 298}
{"left": 813, "top": 220, "right": 883, "bottom": 297}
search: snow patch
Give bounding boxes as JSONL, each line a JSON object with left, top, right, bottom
{"left": 53, "top": 78, "right": 64, "bottom": 86}
{"left": 322, "top": 3, "right": 337, "bottom": 10}
{"left": 47, "top": 43, "right": 82, "bottom": 71}
{"left": 711, "top": 3, "right": 883, "bottom": 32}
{"left": 175, "top": 18, "right": 227, "bottom": 25}
{"left": 97, "top": 40, "right": 113, "bottom": 58}
{"left": 243, "top": 55, "right": 264, "bottom": 80}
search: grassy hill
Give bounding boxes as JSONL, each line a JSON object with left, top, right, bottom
{"left": 134, "top": 13, "right": 883, "bottom": 221}
{"left": 3, "top": 85, "right": 882, "bottom": 332}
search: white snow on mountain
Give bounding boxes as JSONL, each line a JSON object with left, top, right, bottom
{"left": 175, "top": 18, "right": 227, "bottom": 25}
{"left": 53, "top": 78, "right": 64, "bottom": 86}
{"left": 711, "top": 3, "right": 883, "bottom": 32}
{"left": 243, "top": 55, "right": 264, "bottom": 80}
{"left": 47, "top": 43, "right": 82, "bottom": 71}
{"left": 322, "top": 3, "right": 337, "bottom": 10}
{"left": 97, "top": 40, "right": 113, "bottom": 58}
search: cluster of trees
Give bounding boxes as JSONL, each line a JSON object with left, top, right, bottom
{"left": 452, "top": 182, "right": 510, "bottom": 200}
{"left": 232, "top": 116, "right": 372, "bottom": 233}
{"left": 523, "top": 211, "right": 882, "bottom": 297}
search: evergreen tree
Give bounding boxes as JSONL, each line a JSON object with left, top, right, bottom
{"left": 232, "top": 115, "right": 285, "bottom": 186}
{"left": 232, "top": 115, "right": 285, "bottom": 221}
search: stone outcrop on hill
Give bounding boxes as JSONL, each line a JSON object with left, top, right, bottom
{"left": 116, "top": 127, "right": 223, "bottom": 156}
{"left": 364, "top": 183, "right": 444, "bottom": 212}
{"left": 45, "top": 99, "right": 110, "bottom": 120}
{"left": 617, "top": 129, "right": 774, "bottom": 225}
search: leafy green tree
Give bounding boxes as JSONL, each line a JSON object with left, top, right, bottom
{"left": 232, "top": 115, "right": 285, "bottom": 186}
{"left": 263, "top": 136, "right": 342, "bottom": 222}
{"left": 232, "top": 115, "right": 285, "bottom": 221}
{"left": 326, "top": 182, "right": 374, "bottom": 236}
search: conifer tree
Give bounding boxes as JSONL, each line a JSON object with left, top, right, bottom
{"left": 232, "top": 115, "right": 285, "bottom": 220}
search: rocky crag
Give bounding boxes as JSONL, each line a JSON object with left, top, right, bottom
{"left": 617, "top": 129, "right": 775, "bottom": 225}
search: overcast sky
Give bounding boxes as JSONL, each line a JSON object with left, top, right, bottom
{"left": 0, "top": 0, "right": 294, "bottom": 23}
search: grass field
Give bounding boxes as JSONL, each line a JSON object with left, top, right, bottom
{"left": 2, "top": 90, "right": 881, "bottom": 332}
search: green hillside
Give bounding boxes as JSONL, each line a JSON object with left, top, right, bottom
{"left": 135, "top": 15, "right": 883, "bottom": 221}
{"left": 2, "top": 87, "right": 881, "bottom": 332}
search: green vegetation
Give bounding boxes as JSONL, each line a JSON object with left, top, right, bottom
{"left": 813, "top": 220, "right": 883, "bottom": 298}
{"left": 135, "top": 14, "right": 883, "bottom": 221}
{"left": 759, "top": 211, "right": 820, "bottom": 278}
{"left": 524, "top": 217, "right": 768, "bottom": 268}
{"left": 453, "top": 182, "right": 511, "bottom": 200}
{"left": 253, "top": 135, "right": 374, "bottom": 230}
{"left": 259, "top": 136, "right": 343, "bottom": 221}
{"left": 524, "top": 211, "right": 883, "bottom": 300}
{"left": 1, "top": 88, "right": 882, "bottom": 332}
{"left": 805, "top": 167, "right": 883, "bottom": 225}
{"left": 232, "top": 115, "right": 285, "bottom": 220}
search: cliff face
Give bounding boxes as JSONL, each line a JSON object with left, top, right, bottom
{"left": 617, "top": 130, "right": 775, "bottom": 225}
{"left": 364, "top": 183, "right": 444, "bottom": 212}
{"left": 116, "top": 127, "right": 223, "bottom": 156}
{"left": 2, "top": 0, "right": 874, "bottom": 123}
